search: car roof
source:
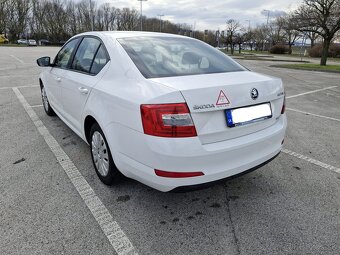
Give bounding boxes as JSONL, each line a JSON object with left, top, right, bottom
{"left": 75, "top": 31, "right": 192, "bottom": 40}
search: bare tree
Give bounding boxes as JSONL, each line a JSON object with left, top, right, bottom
{"left": 295, "top": 0, "right": 340, "bottom": 65}
{"left": 117, "top": 8, "right": 139, "bottom": 31}
{"left": 65, "top": 1, "right": 78, "bottom": 35}
{"left": 234, "top": 31, "right": 246, "bottom": 54}
{"left": 43, "top": 0, "right": 70, "bottom": 42}
{"left": 0, "top": 0, "right": 231, "bottom": 47}
{"left": 77, "top": 0, "right": 92, "bottom": 32}
{"left": 0, "top": 0, "right": 10, "bottom": 36}
{"left": 226, "top": 19, "right": 240, "bottom": 54}
{"left": 268, "top": 16, "right": 286, "bottom": 46}
{"left": 30, "top": 0, "right": 51, "bottom": 40}
{"left": 97, "top": 4, "right": 118, "bottom": 31}
{"left": 6, "top": 0, "right": 31, "bottom": 40}
{"left": 305, "top": 30, "right": 320, "bottom": 48}
{"left": 243, "top": 30, "right": 255, "bottom": 51}
{"left": 282, "top": 14, "right": 301, "bottom": 54}
{"left": 252, "top": 25, "right": 268, "bottom": 51}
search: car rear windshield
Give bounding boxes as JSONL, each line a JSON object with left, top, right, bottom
{"left": 117, "top": 36, "right": 245, "bottom": 78}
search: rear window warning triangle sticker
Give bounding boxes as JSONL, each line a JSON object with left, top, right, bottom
{"left": 216, "top": 90, "right": 230, "bottom": 105}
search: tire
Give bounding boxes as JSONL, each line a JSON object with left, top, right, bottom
{"left": 41, "top": 85, "right": 55, "bottom": 116}
{"left": 90, "top": 123, "right": 120, "bottom": 185}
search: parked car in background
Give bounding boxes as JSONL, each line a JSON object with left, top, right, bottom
{"left": 39, "top": 39, "right": 50, "bottom": 46}
{"left": 28, "top": 39, "right": 37, "bottom": 46}
{"left": 58, "top": 40, "right": 67, "bottom": 45}
{"left": 0, "top": 34, "right": 9, "bottom": 44}
{"left": 36, "top": 31, "right": 286, "bottom": 192}
{"left": 17, "top": 39, "right": 27, "bottom": 44}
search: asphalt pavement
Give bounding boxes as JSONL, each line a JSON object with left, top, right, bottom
{"left": 0, "top": 47, "right": 339, "bottom": 255}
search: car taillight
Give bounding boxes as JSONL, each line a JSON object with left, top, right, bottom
{"left": 141, "top": 103, "right": 197, "bottom": 137}
{"left": 281, "top": 96, "right": 286, "bottom": 114}
{"left": 155, "top": 169, "right": 204, "bottom": 178}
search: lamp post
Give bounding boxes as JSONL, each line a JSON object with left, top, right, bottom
{"left": 262, "top": 9, "right": 270, "bottom": 51}
{"left": 245, "top": 20, "right": 251, "bottom": 51}
{"left": 263, "top": 9, "right": 270, "bottom": 25}
{"left": 245, "top": 20, "right": 251, "bottom": 30}
{"left": 137, "top": 0, "right": 147, "bottom": 31}
{"left": 158, "top": 14, "right": 164, "bottom": 32}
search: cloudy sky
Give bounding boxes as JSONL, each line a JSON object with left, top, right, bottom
{"left": 97, "top": 0, "right": 303, "bottom": 30}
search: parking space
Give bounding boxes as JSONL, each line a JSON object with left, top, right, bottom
{"left": 1, "top": 47, "right": 339, "bottom": 255}
{"left": 288, "top": 90, "right": 340, "bottom": 120}
{"left": 0, "top": 88, "right": 116, "bottom": 255}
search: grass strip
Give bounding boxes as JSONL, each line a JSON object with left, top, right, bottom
{"left": 271, "top": 63, "right": 340, "bottom": 73}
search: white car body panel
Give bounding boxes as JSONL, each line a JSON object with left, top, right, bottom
{"left": 48, "top": 67, "right": 65, "bottom": 113}
{"left": 39, "top": 31, "right": 287, "bottom": 192}
{"left": 60, "top": 62, "right": 110, "bottom": 133}
{"left": 150, "top": 71, "right": 284, "bottom": 144}
{"left": 111, "top": 117, "right": 285, "bottom": 191}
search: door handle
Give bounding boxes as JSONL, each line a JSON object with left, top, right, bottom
{"left": 55, "top": 77, "right": 61, "bottom": 82}
{"left": 78, "top": 87, "right": 89, "bottom": 94}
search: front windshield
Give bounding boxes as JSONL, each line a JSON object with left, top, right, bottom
{"left": 118, "top": 36, "right": 245, "bottom": 78}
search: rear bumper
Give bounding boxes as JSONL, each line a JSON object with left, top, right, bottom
{"left": 106, "top": 115, "right": 287, "bottom": 192}
{"left": 171, "top": 151, "right": 281, "bottom": 192}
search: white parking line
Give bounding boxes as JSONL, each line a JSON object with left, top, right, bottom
{"left": 0, "top": 85, "right": 39, "bottom": 90}
{"left": 286, "top": 108, "right": 340, "bottom": 122}
{"left": 0, "top": 74, "right": 38, "bottom": 78}
{"left": 9, "top": 54, "right": 25, "bottom": 64}
{"left": 12, "top": 87, "right": 138, "bottom": 255}
{"left": 282, "top": 149, "right": 340, "bottom": 174}
{"left": 31, "top": 104, "right": 43, "bottom": 108}
{"left": 286, "top": 86, "right": 337, "bottom": 99}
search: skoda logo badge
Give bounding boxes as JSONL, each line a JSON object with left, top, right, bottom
{"left": 251, "top": 88, "right": 258, "bottom": 100}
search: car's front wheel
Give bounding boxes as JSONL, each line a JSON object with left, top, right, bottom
{"left": 90, "top": 123, "right": 120, "bottom": 185}
{"left": 41, "top": 85, "right": 55, "bottom": 116}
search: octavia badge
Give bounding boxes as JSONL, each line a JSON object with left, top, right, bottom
{"left": 251, "top": 88, "right": 258, "bottom": 100}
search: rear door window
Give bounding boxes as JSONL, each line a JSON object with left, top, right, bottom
{"left": 72, "top": 37, "right": 101, "bottom": 73}
{"left": 90, "top": 45, "right": 110, "bottom": 75}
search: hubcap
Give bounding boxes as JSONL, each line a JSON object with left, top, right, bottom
{"left": 41, "top": 87, "right": 49, "bottom": 110}
{"left": 91, "top": 131, "right": 109, "bottom": 177}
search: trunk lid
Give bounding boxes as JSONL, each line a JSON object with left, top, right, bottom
{"left": 150, "top": 71, "right": 284, "bottom": 144}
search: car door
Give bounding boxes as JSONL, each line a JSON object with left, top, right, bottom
{"left": 60, "top": 36, "right": 110, "bottom": 134}
{"left": 47, "top": 38, "right": 80, "bottom": 114}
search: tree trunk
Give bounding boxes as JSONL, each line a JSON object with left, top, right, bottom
{"left": 238, "top": 43, "right": 241, "bottom": 54}
{"left": 230, "top": 32, "right": 234, "bottom": 55}
{"left": 310, "top": 38, "right": 315, "bottom": 48}
{"left": 288, "top": 44, "right": 292, "bottom": 54}
{"left": 320, "top": 38, "right": 330, "bottom": 66}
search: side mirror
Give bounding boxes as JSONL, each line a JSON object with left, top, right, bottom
{"left": 37, "top": 56, "right": 51, "bottom": 67}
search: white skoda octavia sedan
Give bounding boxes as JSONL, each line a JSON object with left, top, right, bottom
{"left": 37, "top": 32, "right": 286, "bottom": 192}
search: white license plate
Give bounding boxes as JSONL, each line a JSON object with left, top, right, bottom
{"left": 226, "top": 103, "right": 272, "bottom": 127}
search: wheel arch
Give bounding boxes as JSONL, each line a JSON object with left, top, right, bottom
{"left": 84, "top": 115, "right": 98, "bottom": 143}
{"left": 39, "top": 78, "right": 43, "bottom": 89}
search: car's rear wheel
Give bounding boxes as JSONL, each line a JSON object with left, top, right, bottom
{"left": 41, "top": 85, "right": 55, "bottom": 116}
{"left": 90, "top": 123, "right": 120, "bottom": 185}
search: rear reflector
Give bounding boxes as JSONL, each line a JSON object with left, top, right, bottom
{"left": 155, "top": 169, "right": 204, "bottom": 178}
{"left": 141, "top": 103, "right": 197, "bottom": 137}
